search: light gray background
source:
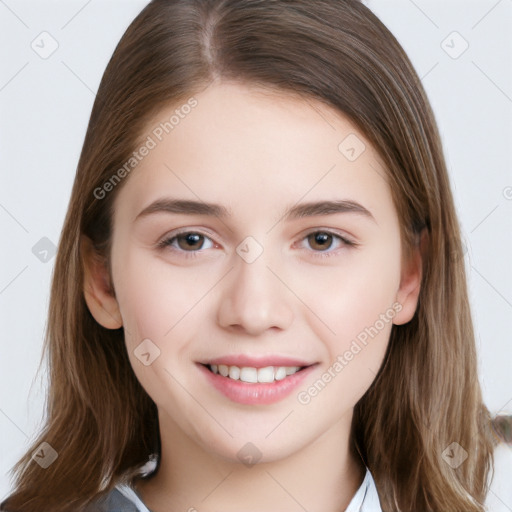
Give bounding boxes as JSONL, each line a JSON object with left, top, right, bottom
{"left": 1, "top": 0, "right": 511, "bottom": 507}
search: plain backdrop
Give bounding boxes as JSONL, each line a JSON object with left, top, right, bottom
{"left": 1, "top": 0, "right": 511, "bottom": 507}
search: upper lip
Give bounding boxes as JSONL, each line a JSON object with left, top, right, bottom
{"left": 200, "top": 355, "right": 315, "bottom": 368}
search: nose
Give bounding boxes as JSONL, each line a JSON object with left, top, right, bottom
{"left": 216, "top": 246, "right": 294, "bottom": 336}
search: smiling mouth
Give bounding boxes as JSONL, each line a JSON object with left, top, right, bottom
{"left": 202, "top": 363, "right": 310, "bottom": 384}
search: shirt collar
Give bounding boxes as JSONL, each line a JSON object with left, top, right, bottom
{"left": 345, "top": 468, "right": 382, "bottom": 512}
{"left": 116, "top": 467, "right": 382, "bottom": 512}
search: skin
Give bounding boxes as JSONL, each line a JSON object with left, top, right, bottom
{"left": 82, "top": 81, "right": 423, "bottom": 512}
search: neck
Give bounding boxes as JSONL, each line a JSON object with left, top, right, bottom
{"left": 134, "top": 412, "right": 365, "bottom": 512}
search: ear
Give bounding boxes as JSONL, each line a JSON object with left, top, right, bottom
{"left": 393, "top": 228, "right": 428, "bottom": 326}
{"left": 80, "top": 235, "right": 123, "bottom": 329}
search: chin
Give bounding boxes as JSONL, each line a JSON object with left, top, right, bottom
{"left": 198, "top": 429, "right": 309, "bottom": 466}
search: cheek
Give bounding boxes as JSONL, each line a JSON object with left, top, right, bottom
{"left": 294, "top": 244, "right": 401, "bottom": 402}
{"left": 112, "top": 245, "right": 224, "bottom": 362}
{"left": 114, "top": 248, "right": 206, "bottom": 343}
{"left": 112, "top": 249, "right": 208, "bottom": 406}
{"left": 300, "top": 243, "right": 401, "bottom": 341}
{"left": 295, "top": 281, "right": 399, "bottom": 418}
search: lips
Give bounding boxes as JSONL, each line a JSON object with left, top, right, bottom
{"left": 197, "top": 355, "right": 317, "bottom": 405}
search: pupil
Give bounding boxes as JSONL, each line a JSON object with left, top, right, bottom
{"left": 179, "top": 233, "right": 202, "bottom": 250}
{"left": 311, "top": 232, "right": 331, "bottom": 250}
{"left": 187, "top": 234, "right": 200, "bottom": 245}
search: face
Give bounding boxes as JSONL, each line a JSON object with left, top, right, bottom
{"left": 84, "top": 81, "right": 421, "bottom": 464}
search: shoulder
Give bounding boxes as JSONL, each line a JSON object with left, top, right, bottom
{"left": 83, "top": 486, "right": 143, "bottom": 512}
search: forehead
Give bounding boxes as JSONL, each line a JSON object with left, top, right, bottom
{"left": 113, "top": 81, "right": 394, "bottom": 226}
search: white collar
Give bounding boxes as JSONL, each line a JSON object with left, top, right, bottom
{"left": 345, "top": 468, "right": 382, "bottom": 511}
{"left": 116, "top": 467, "right": 382, "bottom": 512}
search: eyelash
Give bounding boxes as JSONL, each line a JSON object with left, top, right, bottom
{"left": 156, "top": 229, "right": 357, "bottom": 260}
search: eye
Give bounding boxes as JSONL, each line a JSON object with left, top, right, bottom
{"left": 298, "top": 230, "right": 356, "bottom": 258}
{"left": 156, "top": 230, "right": 215, "bottom": 258}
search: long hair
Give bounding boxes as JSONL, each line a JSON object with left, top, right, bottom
{"left": 1, "top": 1, "right": 499, "bottom": 510}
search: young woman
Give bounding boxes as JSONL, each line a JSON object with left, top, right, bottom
{"left": 1, "top": 0, "right": 501, "bottom": 510}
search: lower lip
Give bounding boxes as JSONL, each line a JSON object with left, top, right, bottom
{"left": 197, "top": 363, "right": 317, "bottom": 405}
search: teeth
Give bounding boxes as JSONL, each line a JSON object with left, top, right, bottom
{"left": 209, "top": 364, "right": 302, "bottom": 383}
{"left": 228, "top": 365, "right": 240, "bottom": 380}
{"left": 275, "top": 367, "right": 287, "bottom": 380}
{"left": 240, "top": 367, "right": 258, "bottom": 383}
{"left": 257, "top": 366, "right": 274, "bottom": 383}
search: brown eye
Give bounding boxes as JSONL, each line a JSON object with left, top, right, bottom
{"left": 157, "top": 231, "right": 215, "bottom": 254}
{"left": 307, "top": 231, "right": 335, "bottom": 251}
{"left": 176, "top": 233, "right": 205, "bottom": 251}
{"left": 298, "top": 230, "right": 355, "bottom": 259}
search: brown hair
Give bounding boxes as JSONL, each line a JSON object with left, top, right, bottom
{"left": 1, "top": 0, "right": 500, "bottom": 510}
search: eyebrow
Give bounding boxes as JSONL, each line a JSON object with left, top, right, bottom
{"left": 134, "top": 198, "right": 376, "bottom": 224}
